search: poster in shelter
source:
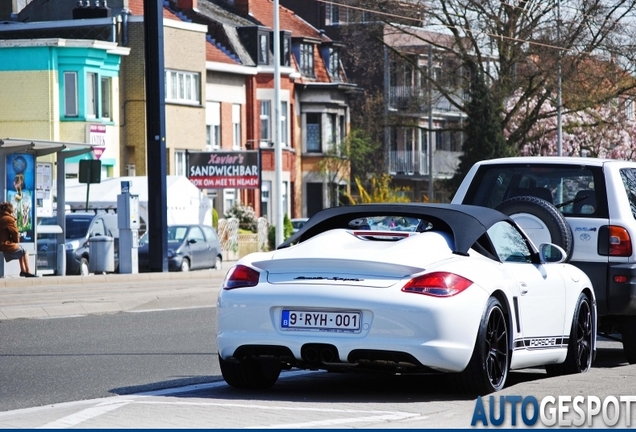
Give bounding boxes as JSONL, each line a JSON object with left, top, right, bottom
{"left": 5, "top": 153, "right": 35, "bottom": 242}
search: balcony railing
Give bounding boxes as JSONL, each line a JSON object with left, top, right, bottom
{"left": 387, "top": 86, "right": 464, "bottom": 113}
{"left": 388, "top": 150, "right": 460, "bottom": 178}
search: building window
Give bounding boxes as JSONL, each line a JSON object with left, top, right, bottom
{"left": 86, "top": 72, "right": 98, "bottom": 118}
{"left": 261, "top": 181, "right": 271, "bottom": 221}
{"left": 101, "top": 77, "right": 111, "bottom": 120}
{"left": 282, "top": 34, "right": 291, "bottom": 67}
{"left": 327, "top": 48, "right": 340, "bottom": 80}
{"left": 223, "top": 189, "right": 236, "bottom": 216}
{"left": 232, "top": 104, "right": 241, "bottom": 150}
{"left": 627, "top": 99, "right": 635, "bottom": 121}
{"left": 206, "top": 102, "right": 221, "bottom": 150}
{"left": 280, "top": 101, "right": 288, "bottom": 147}
{"left": 326, "top": 114, "right": 337, "bottom": 149}
{"left": 165, "top": 70, "right": 200, "bottom": 104}
{"left": 258, "top": 33, "right": 269, "bottom": 65}
{"left": 64, "top": 71, "right": 78, "bottom": 117}
{"left": 339, "top": 115, "right": 346, "bottom": 143}
{"left": 326, "top": 3, "right": 340, "bottom": 25}
{"left": 299, "top": 43, "right": 314, "bottom": 77}
{"left": 260, "top": 100, "right": 271, "bottom": 145}
{"left": 306, "top": 113, "right": 321, "bottom": 152}
{"left": 175, "top": 150, "right": 186, "bottom": 176}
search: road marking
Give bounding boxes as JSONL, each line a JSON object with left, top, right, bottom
{"left": 38, "top": 399, "right": 134, "bottom": 429}
{"left": 258, "top": 412, "right": 424, "bottom": 428}
{"left": 1, "top": 370, "right": 318, "bottom": 428}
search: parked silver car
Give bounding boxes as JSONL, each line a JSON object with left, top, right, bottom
{"left": 138, "top": 224, "right": 222, "bottom": 272}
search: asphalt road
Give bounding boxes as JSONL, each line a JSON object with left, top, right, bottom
{"left": 0, "top": 301, "right": 634, "bottom": 428}
{"left": 0, "top": 307, "right": 221, "bottom": 412}
{"left": 1, "top": 270, "right": 636, "bottom": 428}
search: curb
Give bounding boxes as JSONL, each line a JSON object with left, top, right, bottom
{"left": 0, "top": 267, "right": 232, "bottom": 321}
{"left": 0, "top": 267, "right": 230, "bottom": 288}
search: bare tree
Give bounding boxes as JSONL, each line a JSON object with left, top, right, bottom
{"left": 335, "top": 0, "right": 636, "bottom": 153}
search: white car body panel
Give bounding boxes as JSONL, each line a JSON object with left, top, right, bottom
{"left": 218, "top": 229, "right": 591, "bottom": 372}
{"left": 217, "top": 203, "right": 596, "bottom": 393}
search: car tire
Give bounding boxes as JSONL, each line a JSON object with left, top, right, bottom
{"left": 79, "top": 258, "right": 90, "bottom": 276}
{"left": 495, "top": 196, "right": 574, "bottom": 260}
{"left": 180, "top": 258, "right": 190, "bottom": 272}
{"left": 213, "top": 255, "right": 222, "bottom": 271}
{"left": 457, "top": 296, "right": 510, "bottom": 395}
{"left": 218, "top": 355, "right": 281, "bottom": 389}
{"left": 620, "top": 316, "right": 636, "bottom": 364}
{"left": 546, "top": 293, "right": 593, "bottom": 376}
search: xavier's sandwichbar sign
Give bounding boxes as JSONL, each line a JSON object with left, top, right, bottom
{"left": 187, "top": 151, "right": 260, "bottom": 189}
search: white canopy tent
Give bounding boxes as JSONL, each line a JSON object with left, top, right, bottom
{"left": 63, "top": 176, "right": 213, "bottom": 228}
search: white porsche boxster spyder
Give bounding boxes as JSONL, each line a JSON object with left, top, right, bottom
{"left": 217, "top": 203, "right": 596, "bottom": 395}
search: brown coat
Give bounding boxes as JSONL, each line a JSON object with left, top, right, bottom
{"left": 0, "top": 208, "right": 20, "bottom": 253}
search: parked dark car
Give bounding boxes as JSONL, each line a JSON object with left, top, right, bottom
{"left": 38, "top": 213, "right": 119, "bottom": 275}
{"left": 137, "top": 224, "right": 223, "bottom": 272}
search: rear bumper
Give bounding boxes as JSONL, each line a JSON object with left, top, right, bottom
{"left": 607, "top": 263, "right": 636, "bottom": 315}
{"left": 217, "top": 283, "right": 489, "bottom": 373}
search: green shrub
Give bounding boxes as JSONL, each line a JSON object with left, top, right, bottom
{"left": 225, "top": 203, "right": 257, "bottom": 232}
{"left": 267, "top": 214, "right": 294, "bottom": 250}
{"left": 212, "top": 208, "right": 219, "bottom": 228}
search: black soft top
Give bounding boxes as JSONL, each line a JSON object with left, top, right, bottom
{"left": 279, "top": 203, "right": 513, "bottom": 255}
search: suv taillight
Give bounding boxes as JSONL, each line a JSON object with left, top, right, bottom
{"left": 609, "top": 226, "right": 632, "bottom": 256}
{"left": 223, "top": 265, "right": 260, "bottom": 290}
{"left": 600, "top": 225, "right": 633, "bottom": 257}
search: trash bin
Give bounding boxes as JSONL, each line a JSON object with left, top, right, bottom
{"left": 88, "top": 235, "right": 115, "bottom": 273}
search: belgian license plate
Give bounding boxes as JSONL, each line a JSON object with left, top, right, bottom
{"left": 281, "top": 310, "right": 361, "bottom": 332}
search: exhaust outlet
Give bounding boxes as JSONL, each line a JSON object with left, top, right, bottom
{"left": 320, "top": 348, "right": 335, "bottom": 362}
{"left": 303, "top": 346, "right": 319, "bottom": 362}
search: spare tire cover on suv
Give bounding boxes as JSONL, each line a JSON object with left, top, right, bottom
{"left": 495, "top": 195, "right": 574, "bottom": 261}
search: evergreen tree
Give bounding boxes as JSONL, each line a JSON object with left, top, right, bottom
{"left": 449, "top": 67, "right": 511, "bottom": 193}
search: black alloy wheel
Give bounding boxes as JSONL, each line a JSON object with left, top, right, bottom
{"left": 546, "top": 293, "right": 593, "bottom": 375}
{"left": 219, "top": 355, "right": 281, "bottom": 389}
{"left": 573, "top": 297, "right": 593, "bottom": 372}
{"left": 457, "top": 297, "right": 510, "bottom": 395}
{"left": 484, "top": 303, "right": 509, "bottom": 389}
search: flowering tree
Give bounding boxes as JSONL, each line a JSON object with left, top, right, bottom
{"left": 505, "top": 91, "right": 636, "bottom": 160}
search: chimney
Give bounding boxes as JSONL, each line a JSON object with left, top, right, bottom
{"left": 234, "top": 0, "right": 249, "bottom": 16}
{"left": 176, "top": 0, "right": 197, "bottom": 9}
{"left": 72, "top": 0, "right": 111, "bottom": 19}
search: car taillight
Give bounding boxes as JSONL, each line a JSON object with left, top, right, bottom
{"left": 401, "top": 271, "right": 473, "bottom": 297}
{"left": 223, "top": 265, "right": 260, "bottom": 290}
{"left": 609, "top": 226, "right": 632, "bottom": 257}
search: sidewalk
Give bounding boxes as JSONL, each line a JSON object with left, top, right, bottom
{"left": 0, "top": 268, "right": 230, "bottom": 321}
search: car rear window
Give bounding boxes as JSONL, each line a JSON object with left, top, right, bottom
{"left": 66, "top": 218, "right": 91, "bottom": 239}
{"left": 463, "top": 164, "right": 608, "bottom": 218}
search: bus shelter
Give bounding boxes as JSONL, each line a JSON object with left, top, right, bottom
{"left": 0, "top": 138, "right": 97, "bottom": 278}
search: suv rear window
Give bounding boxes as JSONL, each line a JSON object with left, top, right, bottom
{"left": 463, "top": 163, "right": 608, "bottom": 218}
{"left": 620, "top": 168, "right": 636, "bottom": 220}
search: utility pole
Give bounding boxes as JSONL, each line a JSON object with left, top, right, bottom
{"left": 427, "top": 43, "right": 434, "bottom": 202}
{"left": 557, "top": 0, "right": 563, "bottom": 156}
{"left": 144, "top": 0, "right": 168, "bottom": 272}
{"left": 274, "top": 0, "right": 284, "bottom": 246}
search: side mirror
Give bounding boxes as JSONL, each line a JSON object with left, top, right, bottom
{"left": 539, "top": 243, "right": 566, "bottom": 263}
{"left": 188, "top": 238, "right": 197, "bottom": 244}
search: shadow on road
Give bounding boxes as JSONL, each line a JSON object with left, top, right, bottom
{"left": 111, "top": 342, "right": 629, "bottom": 403}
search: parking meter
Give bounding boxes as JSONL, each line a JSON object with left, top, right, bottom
{"left": 117, "top": 181, "right": 140, "bottom": 273}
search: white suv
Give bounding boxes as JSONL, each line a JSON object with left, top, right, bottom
{"left": 452, "top": 156, "right": 636, "bottom": 364}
